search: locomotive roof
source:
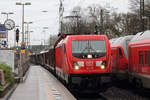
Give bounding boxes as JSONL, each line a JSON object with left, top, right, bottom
{"left": 66, "top": 35, "right": 108, "bottom": 40}
{"left": 55, "top": 34, "right": 108, "bottom": 48}
{"left": 109, "top": 38, "right": 119, "bottom": 45}
{"left": 111, "top": 35, "right": 134, "bottom": 58}
{"left": 113, "top": 35, "right": 133, "bottom": 45}
{"left": 131, "top": 30, "right": 150, "bottom": 42}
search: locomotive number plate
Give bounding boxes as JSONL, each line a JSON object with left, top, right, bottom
{"left": 86, "top": 61, "right": 94, "bottom": 69}
{"left": 86, "top": 61, "right": 93, "bottom": 66}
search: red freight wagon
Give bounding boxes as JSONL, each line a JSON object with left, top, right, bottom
{"left": 55, "top": 34, "right": 111, "bottom": 91}
{"left": 128, "top": 30, "right": 150, "bottom": 88}
{"left": 110, "top": 35, "right": 134, "bottom": 80}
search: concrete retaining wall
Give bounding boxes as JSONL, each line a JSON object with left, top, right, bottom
{"left": 0, "top": 50, "right": 15, "bottom": 72}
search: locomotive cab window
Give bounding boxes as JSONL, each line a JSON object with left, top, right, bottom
{"left": 139, "top": 51, "right": 144, "bottom": 66}
{"left": 72, "top": 40, "right": 106, "bottom": 59}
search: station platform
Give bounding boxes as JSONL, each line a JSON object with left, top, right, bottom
{"left": 9, "top": 65, "right": 76, "bottom": 100}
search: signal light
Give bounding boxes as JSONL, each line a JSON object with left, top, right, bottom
{"left": 16, "top": 28, "right": 19, "bottom": 43}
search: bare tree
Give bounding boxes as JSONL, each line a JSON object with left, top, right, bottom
{"left": 129, "top": 0, "right": 150, "bottom": 31}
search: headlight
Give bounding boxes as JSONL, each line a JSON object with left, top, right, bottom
{"left": 73, "top": 61, "right": 84, "bottom": 70}
{"left": 87, "top": 54, "right": 92, "bottom": 58}
{"left": 74, "top": 65, "right": 79, "bottom": 70}
{"left": 101, "top": 65, "right": 105, "bottom": 69}
{"left": 96, "top": 61, "right": 107, "bottom": 69}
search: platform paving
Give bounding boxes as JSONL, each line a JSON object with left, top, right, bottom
{"left": 9, "top": 65, "right": 76, "bottom": 100}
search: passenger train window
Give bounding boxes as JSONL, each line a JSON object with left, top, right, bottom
{"left": 139, "top": 51, "right": 144, "bottom": 66}
{"left": 145, "top": 50, "right": 150, "bottom": 66}
{"left": 64, "top": 45, "right": 66, "bottom": 53}
{"left": 126, "top": 40, "right": 130, "bottom": 52}
{"left": 119, "top": 48, "right": 123, "bottom": 58}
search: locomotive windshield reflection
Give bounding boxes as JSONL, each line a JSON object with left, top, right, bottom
{"left": 72, "top": 40, "right": 106, "bottom": 58}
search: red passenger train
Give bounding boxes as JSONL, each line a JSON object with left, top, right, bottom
{"left": 110, "top": 35, "right": 134, "bottom": 80}
{"left": 128, "top": 30, "right": 150, "bottom": 88}
{"left": 54, "top": 34, "right": 111, "bottom": 91}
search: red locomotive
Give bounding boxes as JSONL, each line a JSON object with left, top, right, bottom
{"left": 128, "top": 30, "right": 150, "bottom": 88}
{"left": 54, "top": 34, "right": 111, "bottom": 91}
{"left": 30, "top": 34, "right": 111, "bottom": 92}
{"left": 110, "top": 35, "right": 134, "bottom": 80}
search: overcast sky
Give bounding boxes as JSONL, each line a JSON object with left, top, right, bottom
{"left": 0, "top": 0, "right": 129, "bottom": 46}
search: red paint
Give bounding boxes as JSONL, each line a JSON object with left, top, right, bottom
{"left": 111, "top": 45, "right": 128, "bottom": 73}
{"left": 55, "top": 35, "right": 111, "bottom": 75}
{"left": 129, "top": 38, "right": 150, "bottom": 75}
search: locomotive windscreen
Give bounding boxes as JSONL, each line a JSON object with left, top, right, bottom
{"left": 72, "top": 40, "right": 106, "bottom": 59}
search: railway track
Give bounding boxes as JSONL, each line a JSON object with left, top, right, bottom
{"left": 74, "top": 87, "right": 150, "bottom": 100}
{"left": 73, "top": 80, "right": 150, "bottom": 100}
{"left": 74, "top": 93, "right": 109, "bottom": 100}
{"left": 43, "top": 65, "right": 150, "bottom": 100}
{"left": 102, "top": 87, "right": 149, "bottom": 100}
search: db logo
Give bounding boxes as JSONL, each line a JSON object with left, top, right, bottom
{"left": 86, "top": 61, "right": 93, "bottom": 66}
